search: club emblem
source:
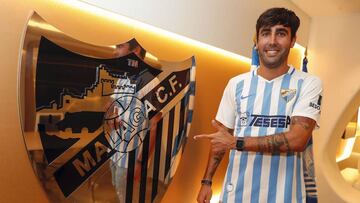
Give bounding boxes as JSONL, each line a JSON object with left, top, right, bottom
{"left": 19, "top": 13, "right": 196, "bottom": 202}
{"left": 280, "top": 89, "right": 296, "bottom": 102}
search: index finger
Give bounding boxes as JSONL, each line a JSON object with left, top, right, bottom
{"left": 193, "top": 134, "right": 215, "bottom": 140}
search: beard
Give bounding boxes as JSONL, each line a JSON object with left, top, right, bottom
{"left": 258, "top": 44, "right": 290, "bottom": 69}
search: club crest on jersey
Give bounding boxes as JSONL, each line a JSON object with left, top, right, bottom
{"left": 280, "top": 89, "right": 296, "bottom": 102}
{"left": 239, "top": 112, "right": 249, "bottom": 126}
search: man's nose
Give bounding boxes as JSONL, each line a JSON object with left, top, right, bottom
{"left": 269, "top": 33, "right": 276, "bottom": 44}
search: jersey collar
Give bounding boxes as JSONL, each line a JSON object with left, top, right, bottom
{"left": 252, "top": 65, "right": 295, "bottom": 82}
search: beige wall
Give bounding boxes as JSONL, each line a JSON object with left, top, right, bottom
{"left": 0, "top": 1, "right": 45, "bottom": 203}
{"left": 308, "top": 13, "right": 360, "bottom": 203}
{"left": 0, "top": 1, "right": 248, "bottom": 202}
{"left": 82, "top": 0, "right": 311, "bottom": 58}
{"left": 0, "top": 1, "right": 316, "bottom": 203}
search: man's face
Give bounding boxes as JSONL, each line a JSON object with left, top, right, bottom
{"left": 257, "top": 24, "right": 296, "bottom": 69}
{"left": 114, "top": 42, "right": 131, "bottom": 57}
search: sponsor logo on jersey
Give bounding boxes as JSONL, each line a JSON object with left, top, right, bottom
{"left": 239, "top": 112, "right": 291, "bottom": 128}
{"left": 249, "top": 114, "right": 291, "bottom": 128}
{"left": 280, "top": 88, "right": 296, "bottom": 102}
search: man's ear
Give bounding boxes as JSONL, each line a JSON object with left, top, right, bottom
{"left": 253, "top": 33, "right": 258, "bottom": 49}
{"left": 290, "top": 35, "right": 297, "bottom": 48}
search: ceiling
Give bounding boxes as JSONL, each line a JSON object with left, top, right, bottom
{"left": 291, "top": 0, "right": 360, "bottom": 17}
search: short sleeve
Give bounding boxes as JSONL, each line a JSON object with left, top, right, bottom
{"left": 291, "top": 76, "right": 323, "bottom": 127}
{"left": 215, "top": 79, "right": 236, "bottom": 129}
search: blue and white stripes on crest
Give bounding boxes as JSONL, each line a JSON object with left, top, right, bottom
{"left": 166, "top": 61, "right": 196, "bottom": 180}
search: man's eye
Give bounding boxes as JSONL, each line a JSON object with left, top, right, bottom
{"left": 261, "top": 32, "right": 269, "bottom": 37}
{"left": 277, "top": 32, "right": 286, "bottom": 37}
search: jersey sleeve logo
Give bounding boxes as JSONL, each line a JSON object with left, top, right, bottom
{"left": 309, "top": 95, "right": 322, "bottom": 110}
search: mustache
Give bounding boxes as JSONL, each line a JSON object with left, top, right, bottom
{"left": 265, "top": 44, "right": 280, "bottom": 50}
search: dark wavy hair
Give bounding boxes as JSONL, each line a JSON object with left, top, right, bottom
{"left": 128, "top": 39, "right": 146, "bottom": 59}
{"left": 256, "top": 7, "right": 300, "bottom": 40}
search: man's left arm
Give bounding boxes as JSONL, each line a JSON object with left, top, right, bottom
{"left": 244, "top": 75, "right": 323, "bottom": 153}
{"left": 194, "top": 116, "right": 314, "bottom": 153}
{"left": 241, "top": 116, "right": 315, "bottom": 152}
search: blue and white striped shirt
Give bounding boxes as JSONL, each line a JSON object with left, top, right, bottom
{"left": 216, "top": 66, "right": 322, "bottom": 203}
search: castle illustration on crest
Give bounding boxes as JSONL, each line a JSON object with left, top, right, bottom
{"left": 37, "top": 64, "right": 137, "bottom": 113}
{"left": 36, "top": 64, "right": 138, "bottom": 163}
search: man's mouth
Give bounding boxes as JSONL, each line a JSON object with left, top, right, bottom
{"left": 265, "top": 50, "right": 279, "bottom": 56}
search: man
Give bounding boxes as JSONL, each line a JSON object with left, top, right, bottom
{"left": 114, "top": 39, "right": 146, "bottom": 59}
{"left": 107, "top": 39, "right": 148, "bottom": 202}
{"left": 195, "top": 8, "right": 322, "bottom": 203}
{"left": 108, "top": 39, "right": 161, "bottom": 202}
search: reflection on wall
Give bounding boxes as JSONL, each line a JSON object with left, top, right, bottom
{"left": 336, "top": 107, "right": 360, "bottom": 189}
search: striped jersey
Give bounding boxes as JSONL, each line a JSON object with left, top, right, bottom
{"left": 109, "top": 72, "right": 155, "bottom": 168}
{"left": 216, "top": 66, "right": 322, "bottom": 203}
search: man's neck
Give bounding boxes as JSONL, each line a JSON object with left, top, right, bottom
{"left": 257, "top": 64, "right": 290, "bottom": 81}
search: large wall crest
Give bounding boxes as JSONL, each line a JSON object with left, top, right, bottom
{"left": 19, "top": 13, "right": 195, "bottom": 203}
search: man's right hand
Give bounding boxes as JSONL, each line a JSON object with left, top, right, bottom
{"left": 194, "top": 120, "right": 236, "bottom": 153}
{"left": 197, "top": 184, "right": 212, "bottom": 203}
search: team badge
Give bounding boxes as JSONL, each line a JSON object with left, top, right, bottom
{"left": 280, "top": 89, "right": 296, "bottom": 102}
{"left": 19, "top": 13, "right": 196, "bottom": 202}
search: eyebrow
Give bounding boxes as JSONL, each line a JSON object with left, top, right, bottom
{"left": 275, "top": 28, "right": 289, "bottom": 33}
{"left": 260, "top": 27, "right": 271, "bottom": 33}
{"left": 260, "top": 27, "right": 290, "bottom": 34}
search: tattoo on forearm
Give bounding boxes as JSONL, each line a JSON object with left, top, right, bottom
{"left": 252, "top": 117, "right": 315, "bottom": 153}
{"left": 291, "top": 117, "right": 311, "bottom": 130}
{"left": 256, "top": 133, "right": 291, "bottom": 153}
{"left": 282, "top": 133, "right": 290, "bottom": 150}
{"left": 272, "top": 133, "right": 290, "bottom": 152}
{"left": 258, "top": 138, "right": 270, "bottom": 151}
{"left": 212, "top": 152, "right": 223, "bottom": 167}
{"left": 206, "top": 151, "right": 225, "bottom": 178}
